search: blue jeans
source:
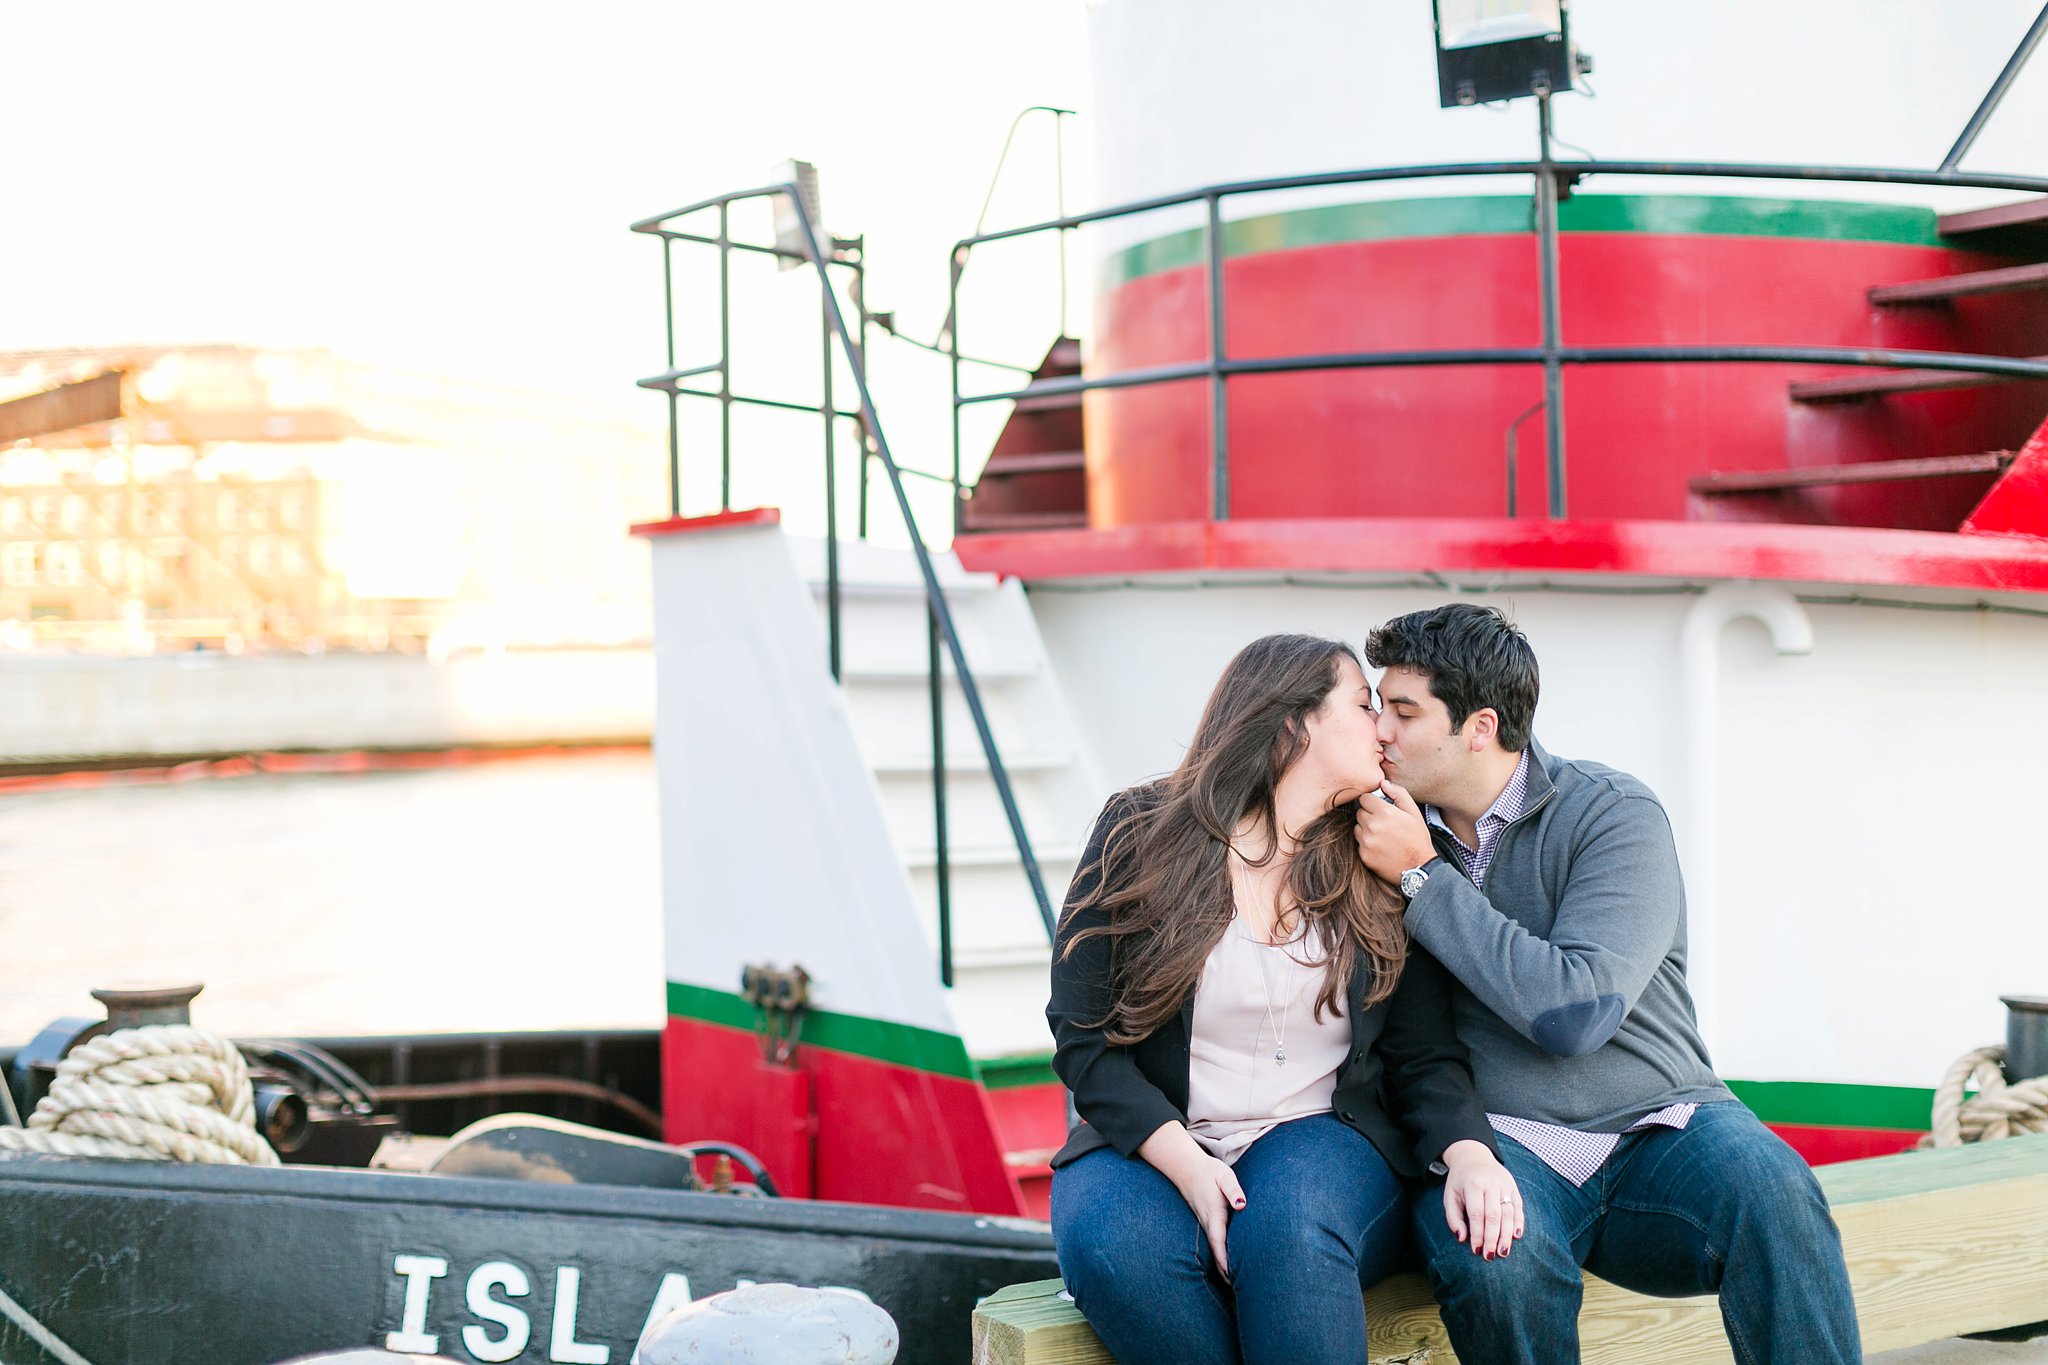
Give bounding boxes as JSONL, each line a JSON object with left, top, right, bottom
{"left": 1412, "top": 1101, "right": 1861, "bottom": 1365}
{"left": 1050, "top": 1113, "right": 1407, "bottom": 1365}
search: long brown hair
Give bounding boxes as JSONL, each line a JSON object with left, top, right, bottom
{"left": 1061, "top": 634, "right": 1409, "bottom": 1046}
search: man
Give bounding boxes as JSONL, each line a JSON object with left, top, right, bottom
{"left": 1353, "top": 603, "right": 1859, "bottom": 1365}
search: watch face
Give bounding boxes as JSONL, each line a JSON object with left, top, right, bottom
{"left": 1401, "top": 868, "right": 1428, "bottom": 899}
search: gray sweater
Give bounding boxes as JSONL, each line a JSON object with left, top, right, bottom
{"left": 1405, "top": 740, "right": 1734, "bottom": 1132}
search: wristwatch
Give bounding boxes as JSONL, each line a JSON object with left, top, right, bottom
{"left": 1399, "top": 858, "right": 1441, "bottom": 901}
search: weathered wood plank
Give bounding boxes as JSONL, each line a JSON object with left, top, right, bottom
{"left": 972, "top": 1133, "right": 2048, "bottom": 1365}
{"left": 1870, "top": 261, "right": 2048, "bottom": 305}
{"left": 1690, "top": 453, "right": 2013, "bottom": 496}
{"left": 1938, "top": 198, "right": 2048, "bottom": 238}
{"left": 1788, "top": 358, "right": 2048, "bottom": 404}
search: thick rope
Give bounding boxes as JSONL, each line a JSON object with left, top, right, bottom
{"left": 0, "top": 1025, "right": 278, "bottom": 1165}
{"left": 1920, "top": 1044, "right": 2048, "bottom": 1148}
{"left": 0, "top": 1277, "right": 96, "bottom": 1365}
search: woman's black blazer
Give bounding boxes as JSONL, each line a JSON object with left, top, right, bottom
{"left": 1046, "top": 789, "right": 1499, "bottom": 1181}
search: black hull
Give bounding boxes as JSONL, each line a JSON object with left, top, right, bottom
{"left": 0, "top": 1153, "right": 1056, "bottom": 1365}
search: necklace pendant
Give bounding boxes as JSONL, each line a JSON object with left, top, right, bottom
{"left": 1274, "top": 1048, "right": 1287, "bottom": 1067}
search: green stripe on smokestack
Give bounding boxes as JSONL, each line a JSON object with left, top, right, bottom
{"left": 1100, "top": 194, "right": 1952, "bottom": 289}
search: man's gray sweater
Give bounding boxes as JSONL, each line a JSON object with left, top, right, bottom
{"left": 1404, "top": 739, "right": 1734, "bottom": 1132}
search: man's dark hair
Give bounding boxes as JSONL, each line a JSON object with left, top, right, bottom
{"left": 1364, "top": 604, "right": 1539, "bottom": 752}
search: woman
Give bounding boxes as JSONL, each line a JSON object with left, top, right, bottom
{"left": 1047, "top": 634, "right": 1521, "bottom": 1365}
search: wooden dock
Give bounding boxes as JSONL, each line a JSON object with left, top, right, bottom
{"left": 972, "top": 1131, "right": 2048, "bottom": 1365}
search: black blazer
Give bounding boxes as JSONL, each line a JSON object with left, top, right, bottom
{"left": 1047, "top": 790, "right": 1499, "bottom": 1181}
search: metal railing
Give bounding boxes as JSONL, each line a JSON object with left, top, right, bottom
{"left": 947, "top": 101, "right": 2048, "bottom": 524}
{"left": 631, "top": 186, "right": 1059, "bottom": 981}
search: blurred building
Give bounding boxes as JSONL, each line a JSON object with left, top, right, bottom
{"left": 0, "top": 346, "right": 664, "bottom": 653}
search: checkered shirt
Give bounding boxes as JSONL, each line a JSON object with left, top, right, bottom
{"left": 1426, "top": 750, "right": 1696, "bottom": 1187}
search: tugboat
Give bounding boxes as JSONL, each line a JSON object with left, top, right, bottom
{"left": 7, "top": 2, "right": 2048, "bottom": 1362}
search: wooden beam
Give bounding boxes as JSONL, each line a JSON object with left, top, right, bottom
{"left": 1871, "top": 261, "right": 2048, "bottom": 306}
{"left": 1938, "top": 198, "right": 2048, "bottom": 238}
{"left": 1690, "top": 452, "right": 2014, "bottom": 496}
{"left": 972, "top": 1131, "right": 2048, "bottom": 1365}
{"left": 1789, "top": 358, "right": 2048, "bottom": 404}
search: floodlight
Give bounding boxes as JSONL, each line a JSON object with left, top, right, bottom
{"left": 1432, "top": 0, "right": 1590, "bottom": 107}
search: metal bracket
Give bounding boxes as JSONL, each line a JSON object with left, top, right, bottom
{"left": 740, "top": 964, "right": 811, "bottom": 1065}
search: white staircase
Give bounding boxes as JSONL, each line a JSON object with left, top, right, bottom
{"left": 789, "top": 536, "right": 1103, "bottom": 1062}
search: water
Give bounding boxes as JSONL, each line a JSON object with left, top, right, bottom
{"left": 0, "top": 751, "right": 665, "bottom": 1044}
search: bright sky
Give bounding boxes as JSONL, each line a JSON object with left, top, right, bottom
{"left": 2, "top": 2, "right": 1091, "bottom": 436}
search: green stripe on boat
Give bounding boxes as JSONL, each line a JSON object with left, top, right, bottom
{"left": 1725, "top": 1078, "right": 1933, "bottom": 1132}
{"left": 1100, "top": 194, "right": 1950, "bottom": 289}
{"left": 976, "top": 1052, "right": 1060, "bottom": 1090}
{"left": 965, "top": 1059, "right": 1936, "bottom": 1130}
{"left": 664, "top": 991, "right": 1937, "bottom": 1127}
{"left": 667, "top": 981, "right": 977, "bottom": 1081}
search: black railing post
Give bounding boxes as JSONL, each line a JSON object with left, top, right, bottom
{"left": 822, "top": 287, "right": 841, "bottom": 682}
{"left": 857, "top": 448, "right": 871, "bottom": 540}
{"left": 1054, "top": 108, "right": 1073, "bottom": 342}
{"left": 1534, "top": 90, "right": 1568, "bottom": 520}
{"left": 717, "top": 201, "right": 734, "bottom": 513}
{"left": 852, "top": 241, "right": 873, "bottom": 542}
{"left": 1505, "top": 400, "right": 1545, "bottom": 520}
{"left": 929, "top": 602, "right": 953, "bottom": 987}
{"left": 1942, "top": 3, "right": 2048, "bottom": 172}
{"left": 949, "top": 247, "right": 967, "bottom": 538}
{"left": 661, "top": 235, "right": 680, "bottom": 518}
{"left": 1205, "top": 193, "right": 1230, "bottom": 521}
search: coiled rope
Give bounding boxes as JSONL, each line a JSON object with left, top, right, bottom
{"left": 0, "top": 1025, "right": 278, "bottom": 1165}
{"left": 1920, "top": 1044, "right": 2048, "bottom": 1148}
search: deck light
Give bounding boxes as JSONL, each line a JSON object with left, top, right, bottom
{"left": 1431, "top": 0, "right": 1590, "bottom": 107}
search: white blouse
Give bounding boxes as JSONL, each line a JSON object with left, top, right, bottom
{"left": 1185, "top": 917, "right": 1351, "bottom": 1164}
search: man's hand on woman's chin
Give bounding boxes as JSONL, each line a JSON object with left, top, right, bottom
{"left": 1355, "top": 779, "right": 1436, "bottom": 884}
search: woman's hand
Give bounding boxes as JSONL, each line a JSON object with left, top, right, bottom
{"left": 1441, "top": 1138, "right": 1523, "bottom": 1260}
{"left": 1138, "top": 1122, "right": 1246, "bottom": 1277}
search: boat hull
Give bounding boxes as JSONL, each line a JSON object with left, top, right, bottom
{"left": 0, "top": 1153, "right": 1055, "bottom": 1365}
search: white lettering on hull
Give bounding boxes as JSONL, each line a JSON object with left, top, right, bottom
{"left": 384, "top": 1255, "right": 875, "bottom": 1362}
{"left": 463, "top": 1261, "right": 533, "bottom": 1363}
{"left": 550, "top": 1266, "right": 610, "bottom": 1364}
{"left": 387, "top": 1254, "right": 450, "bottom": 1353}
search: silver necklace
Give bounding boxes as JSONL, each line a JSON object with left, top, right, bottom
{"left": 1245, "top": 922, "right": 1293, "bottom": 1068}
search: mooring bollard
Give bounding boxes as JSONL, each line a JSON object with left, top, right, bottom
{"left": 636, "top": 1283, "right": 899, "bottom": 1365}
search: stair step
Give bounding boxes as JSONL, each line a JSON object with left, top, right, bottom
{"left": 870, "top": 751, "right": 1076, "bottom": 776}
{"left": 960, "top": 509, "right": 1090, "bottom": 532}
{"left": 1870, "top": 261, "right": 2048, "bottom": 305}
{"left": 1938, "top": 198, "right": 2048, "bottom": 240}
{"left": 952, "top": 944, "right": 1055, "bottom": 970}
{"left": 979, "top": 449, "right": 1086, "bottom": 475}
{"left": 1788, "top": 358, "right": 2048, "bottom": 404}
{"left": 902, "top": 843, "right": 1080, "bottom": 869}
{"left": 1011, "top": 394, "right": 1083, "bottom": 416}
{"left": 1691, "top": 452, "right": 2015, "bottom": 495}
{"left": 839, "top": 663, "right": 1039, "bottom": 684}
{"left": 805, "top": 577, "right": 1001, "bottom": 601}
